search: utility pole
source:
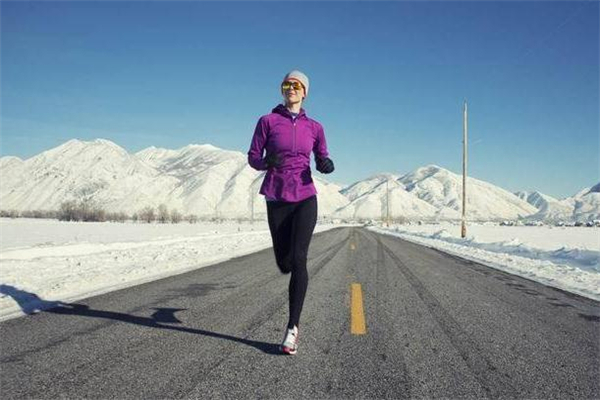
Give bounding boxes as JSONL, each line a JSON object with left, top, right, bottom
{"left": 461, "top": 101, "right": 468, "bottom": 238}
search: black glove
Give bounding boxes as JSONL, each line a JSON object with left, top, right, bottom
{"left": 316, "top": 157, "right": 334, "bottom": 174}
{"left": 264, "top": 153, "right": 282, "bottom": 169}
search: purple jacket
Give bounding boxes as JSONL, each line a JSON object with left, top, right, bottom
{"left": 248, "top": 104, "right": 330, "bottom": 202}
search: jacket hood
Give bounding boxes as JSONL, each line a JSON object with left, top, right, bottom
{"left": 272, "top": 104, "right": 307, "bottom": 119}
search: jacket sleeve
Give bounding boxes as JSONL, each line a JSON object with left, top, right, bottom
{"left": 248, "top": 117, "right": 268, "bottom": 171}
{"left": 313, "top": 122, "right": 330, "bottom": 160}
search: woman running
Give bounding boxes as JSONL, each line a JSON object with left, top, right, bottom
{"left": 247, "top": 70, "right": 335, "bottom": 355}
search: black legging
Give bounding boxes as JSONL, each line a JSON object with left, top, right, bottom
{"left": 266, "top": 195, "right": 318, "bottom": 330}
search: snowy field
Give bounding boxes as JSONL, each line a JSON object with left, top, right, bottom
{"left": 1, "top": 218, "right": 598, "bottom": 322}
{"left": 0, "top": 218, "right": 343, "bottom": 321}
{"left": 370, "top": 223, "right": 599, "bottom": 301}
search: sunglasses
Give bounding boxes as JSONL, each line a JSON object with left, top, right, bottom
{"left": 281, "top": 81, "right": 304, "bottom": 91}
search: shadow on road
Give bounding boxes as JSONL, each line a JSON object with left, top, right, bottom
{"left": 0, "top": 284, "right": 281, "bottom": 355}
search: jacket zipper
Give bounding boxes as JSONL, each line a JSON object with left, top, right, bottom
{"left": 292, "top": 118, "right": 297, "bottom": 154}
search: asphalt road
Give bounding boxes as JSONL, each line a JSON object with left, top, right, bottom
{"left": 1, "top": 227, "right": 599, "bottom": 399}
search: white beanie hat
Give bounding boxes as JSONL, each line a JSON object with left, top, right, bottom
{"left": 282, "top": 70, "right": 309, "bottom": 96}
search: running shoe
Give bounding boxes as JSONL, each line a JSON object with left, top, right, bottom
{"left": 281, "top": 325, "right": 299, "bottom": 355}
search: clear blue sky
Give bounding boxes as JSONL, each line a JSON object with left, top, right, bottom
{"left": 1, "top": 1, "right": 598, "bottom": 199}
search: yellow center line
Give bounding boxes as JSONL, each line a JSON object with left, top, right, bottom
{"left": 350, "top": 283, "right": 367, "bottom": 335}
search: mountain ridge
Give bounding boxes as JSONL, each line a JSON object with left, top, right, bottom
{"left": 1, "top": 138, "right": 597, "bottom": 222}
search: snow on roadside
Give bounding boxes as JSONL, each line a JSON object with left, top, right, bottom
{"left": 0, "top": 217, "right": 268, "bottom": 250}
{"left": 369, "top": 223, "right": 600, "bottom": 301}
{"left": 2, "top": 218, "right": 598, "bottom": 322}
{"left": 0, "top": 218, "right": 339, "bottom": 321}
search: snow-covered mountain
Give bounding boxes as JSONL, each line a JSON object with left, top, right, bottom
{"left": 313, "top": 177, "right": 352, "bottom": 216}
{"left": 135, "top": 144, "right": 254, "bottom": 217}
{"left": 571, "top": 183, "right": 600, "bottom": 222}
{"left": 515, "top": 191, "right": 574, "bottom": 222}
{"left": 515, "top": 191, "right": 558, "bottom": 209}
{"left": 340, "top": 173, "right": 402, "bottom": 202}
{"left": 0, "top": 156, "right": 24, "bottom": 170}
{"left": 398, "top": 165, "right": 537, "bottom": 221}
{"left": 573, "top": 185, "right": 595, "bottom": 199}
{"left": 334, "top": 177, "right": 444, "bottom": 221}
{"left": 514, "top": 185, "right": 600, "bottom": 222}
{"left": 577, "top": 183, "right": 600, "bottom": 197}
{"left": 1, "top": 139, "right": 597, "bottom": 222}
{"left": 1, "top": 139, "right": 175, "bottom": 213}
{"left": 0, "top": 139, "right": 348, "bottom": 219}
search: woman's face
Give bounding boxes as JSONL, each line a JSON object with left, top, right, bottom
{"left": 281, "top": 80, "right": 305, "bottom": 104}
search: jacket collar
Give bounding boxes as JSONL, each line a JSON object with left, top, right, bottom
{"left": 272, "top": 104, "right": 307, "bottom": 120}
